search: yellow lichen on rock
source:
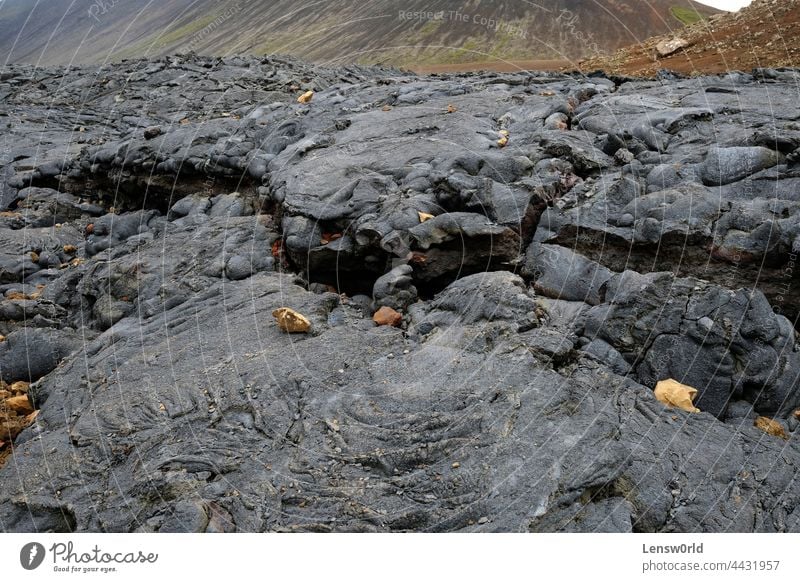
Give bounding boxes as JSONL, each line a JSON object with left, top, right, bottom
{"left": 4, "top": 395, "right": 34, "bottom": 415}
{"left": 754, "top": 416, "right": 788, "bottom": 440}
{"left": 497, "top": 131, "right": 509, "bottom": 148}
{"left": 1, "top": 383, "right": 39, "bottom": 468}
{"left": 6, "top": 291, "right": 30, "bottom": 301}
{"left": 654, "top": 379, "right": 700, "bottom": 413}
{"left": 272, "top": 307, "right": 311, "bottom": 333}
{"left": 9, "top": 381, "right": 29, "bottom": 393}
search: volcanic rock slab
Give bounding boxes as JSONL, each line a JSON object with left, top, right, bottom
{"left": 1, "top": 56, "right": 800, "bottom": 532}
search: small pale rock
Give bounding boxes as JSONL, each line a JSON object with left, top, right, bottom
{"left": 297, "top": 90, "right": 314, "bottom": 104}
{"left": 418, "top": 211, "right": 434, "bottom": 223}
{"left": 373, "top": 306, "right": 402, "bottom": 327}
{"left": 272, "top": 307, "right": 311, "bottom": 333}
{"left": 451, "top": 462, "right": 460, "bottom": 469}
{"left": 614, "top": 149, "right": 635, "bottom": 165}
{"left": 656, "top": 38, "right": 690, "bottom": 57}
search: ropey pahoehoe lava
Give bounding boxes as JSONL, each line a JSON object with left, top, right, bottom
{"left": 1, "top": 47, "right": 800, "bottom": 532}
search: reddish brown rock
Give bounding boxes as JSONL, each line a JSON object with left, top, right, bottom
{"left": 373, "top": 306, "right": 402, "bottom": 327}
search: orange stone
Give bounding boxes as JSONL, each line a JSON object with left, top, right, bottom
{"left": 373, "top": 306, "right": 402, "bottom": 327}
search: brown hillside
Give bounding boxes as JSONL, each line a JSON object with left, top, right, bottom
{"left": 579, "top": 0, "right": 800, "bottom": 76}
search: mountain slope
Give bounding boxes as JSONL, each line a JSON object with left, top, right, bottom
{"left": 0, "top": 0, "right": 720, "bottom": 66}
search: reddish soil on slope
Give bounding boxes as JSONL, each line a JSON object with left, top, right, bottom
{"left": 578, "top": 0, "right": 800, "bottom": 76}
